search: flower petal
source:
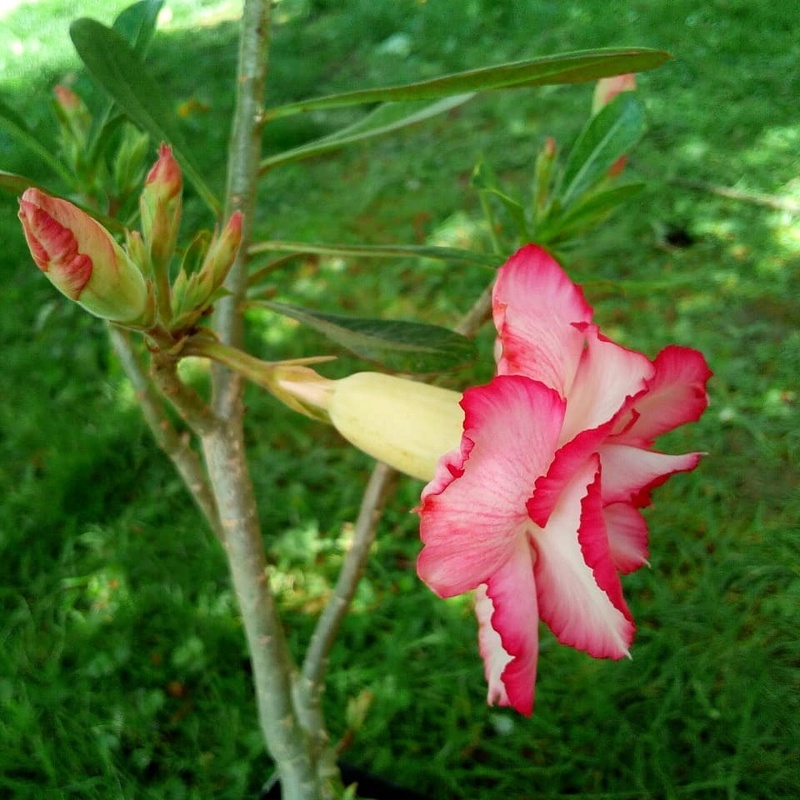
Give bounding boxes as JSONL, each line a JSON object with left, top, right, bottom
{"left": 604, "top": 502, "right": 649, "bottom": 574}
{"left": 599, "top": 443, "right": 704, "bottom": 506}
{"left": 476, "top": 535, "right": 540, "bottom": 716}
{"left": 418, "top": 375, "right": 565, "bottom": 597}
{"left": 493, "top": 245, "right": 592, "bottom": 395}
{"left": 533, "top": 455, "right": 634, "bottom": 658}
{"left": 475, "top": 586, "right": 514, "bottom": 708}
{"left": 561, "top": 323, "right": 654, "bottom": 443}
{"left": 612, "top": 345, "right": 712, "bottom": 445}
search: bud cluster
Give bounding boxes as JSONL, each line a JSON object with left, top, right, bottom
{"left": 18, "top": 143, "right": 242, "bottom": 336}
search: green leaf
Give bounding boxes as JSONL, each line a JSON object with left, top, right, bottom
{"left": 257, "top": 301, "right": 477, "bottom": 374}
{"left": 559, "top": 93, "right": 645, "bottom": 208}
{"left": 538, "top": 183, "right": 645, "bottom": 244}
{"left": 260, "top": 94, "right": 473, "bottom": 172}
{"left": 263, "top": 48, "right": 670, "bottom": 120}
{"left": 248, "top": 240, "right": 498, "bottom": 268}
{"left": 0, "top": 171, "right": 48, "bottom": 197}
{"left": 69, "top": 18, "right": 220, "bottom": 214}
{"left": 0, "top": 100, "right": 75, "bottom": 186}
{"left": 113, "top": 0, "right": 164, "bottom": 57}
{"left": 3, "top": 172, "right": 126, "bottom": 233}
{"left": 472, "top": 159, "right": 530, "bottom": 239}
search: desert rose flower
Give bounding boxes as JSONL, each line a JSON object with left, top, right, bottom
{"left": 272, "top": 245, "right": 709, "bottom": 716}
{"left": 417, "top": 245, "right": 710, "bottom": 715}
{"left": 18, "top": 188, "right": 152, "bottom": 325}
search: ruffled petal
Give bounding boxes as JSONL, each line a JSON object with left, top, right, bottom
{"left": 611, "top": 345, "right": 712, "bottom": 445}
{"left": 418, "top": 375, "right": 566, "bottom": 597}
{"left": 603, "top": 502, "right": 650, "bottom": 574}
{"left": 528, "top": 424, "right": 611, "bottom": 528}
{"left": 476, "top": 535, "right": 540, "bottom": 716}
{"left": 532, "top": 456, "right": 634, "bottom": 658}
{"left": 561, "top": 323, "right": 654, "bottom": 443}
{"left": 475, "top": 586, "right": 514, "bottom": 709}
{"left": 492, "top": 245, "right": 592, "bottom": 395}
{"left": 599, "top": 443, "right": 704, "bottom": 506}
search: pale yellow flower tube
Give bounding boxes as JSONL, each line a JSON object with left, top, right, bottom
{"left": 277, "top": 369, "right": 464, "bottom": 482}
{"left": 329, "top": 373, "right": 464, "bottom": 482}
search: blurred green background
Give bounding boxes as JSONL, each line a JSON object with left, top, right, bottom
{"left": 1, "top": 1, "right": 798, "bottom": 798}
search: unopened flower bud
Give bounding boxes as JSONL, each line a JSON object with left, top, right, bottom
{"left": 53, "top": 84, "right": 92, "bottom": 142}
{"left": 592, "top": 73, "right": 636, "bottom": 115}
{"left": 201, "top": 211, "right": 243, "bottom": 286}
{"left": 140, "top": 143, "right": 183, "bottom": 270}
{"left": 279, "top": 370, "right": 464, "bottom": 481}
{"left": 19, "top": 188, "right": 152, "bottom": 325}
{"left": 591, "top": 74, "right": 636, "bottom": 177}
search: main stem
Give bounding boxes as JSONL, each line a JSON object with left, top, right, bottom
{"left": 205, "top": 1, "right": 319, "bottom": 796}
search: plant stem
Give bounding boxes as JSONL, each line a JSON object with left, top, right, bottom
{"left": 201, "top": 427, "right": 318, "bottom": 799}
{"left": 297, "top": 462, "right": 396, "bottom": 764}
{"left": 108, "top": 326, "right": 224, "bottom": 542}
{"left": 204, "top": 1, "right": 322, "bottom": 796}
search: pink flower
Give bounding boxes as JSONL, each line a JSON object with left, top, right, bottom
{"left": 417, "top": 245, "right": 710, "bottom": 715}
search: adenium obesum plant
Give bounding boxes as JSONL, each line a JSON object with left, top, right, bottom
{"left": 282, "top": 245, "right": 711, "bottom": 715}
{"left": 8, "top": 2, "right": 695, "bottom": 790}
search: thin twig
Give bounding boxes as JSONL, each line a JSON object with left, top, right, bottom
{"left": 150, "top": 349, "right": 218, "bottom": 435}
{"left": 670, "top": 177, "right": 800, "bottom": 215}
{"left": 108, "top": 326, "right": 224, "bottom": 542}
{"left": 297, "top": 464, "right": 396, "bottom": 742}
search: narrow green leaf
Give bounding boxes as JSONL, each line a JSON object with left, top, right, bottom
{"left": 1, "top": 172, "right": 126, "bottom": 233}
{"left": 264, "top": 48, "right": 670, "bottom": 120}
{"left": 248, "top": 240, "right": 499, "bottom": 268}
{"left": 260, "top": 94, "right": 473, "bottom": 172}
{"left": 559, "top": 93, "right": 645, "bottom": 208}
{"left": 69, "top": 18, "right": 220, "bottom": 214}
{"left": 538, "top": 183, "right": 645, "bottom": 243}
{"left": 113, "top": 0, "right": 164, "bottom": 57}
{"left": 258, "top": 301, "right": 477, "bottom": 374}
{"left": 472, "top": 159, "right": 530, "bottom": 239}
{"left": 0, "top": 171, "right": 48, "bottom": 197}
{"left": 0, "top": 100, "right": 75, "bottom": 186}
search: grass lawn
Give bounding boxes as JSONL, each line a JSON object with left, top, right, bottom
{"left": 1, "top": 1, "right": 798, "bottom": 798}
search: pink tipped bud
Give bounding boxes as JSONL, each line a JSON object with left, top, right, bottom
{"left": 144, "top": 143, "right": 183, "bottom": 202}
{"left": 53, "top": 85, "right": 81, "bottom": 112}
{"left": 140, "top": 144, "right": 183, "bottom": 272}
{"left": 53, "top": 84, "right": 92, "bottom": 142}
{"left": 592, "top": 73, "right": 636, "bottom": 115}
{"left": 592, "top": 74, "right": 636, "bottom": 177}
{"left": 202, "top": 211, "right": 243, "bottom": 285}
{"left": 19, "top": 189, "right": 152, "bottom": 325}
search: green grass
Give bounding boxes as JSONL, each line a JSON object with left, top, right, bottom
{"left": 1, "top": 1, "right": 799, "bottom": 798}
